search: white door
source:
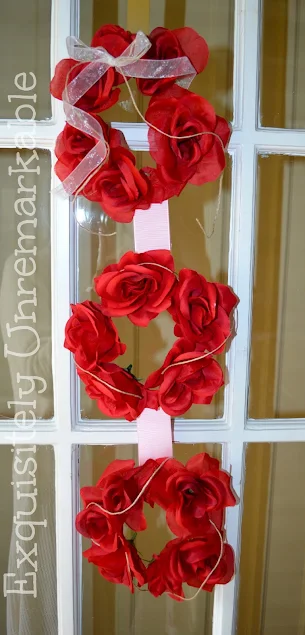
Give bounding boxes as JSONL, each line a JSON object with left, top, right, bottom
{"left": 1, "top": 0, "right": 305, "bottom": 633}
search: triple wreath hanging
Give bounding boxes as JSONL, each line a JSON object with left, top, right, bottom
{"left": 52, "top": 23, "right": 238, "bottom": 599}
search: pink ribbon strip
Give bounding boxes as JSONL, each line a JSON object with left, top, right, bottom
{"left": 133, "top": 201, "right": 173, "bottom": 464}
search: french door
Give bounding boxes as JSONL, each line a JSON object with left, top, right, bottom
{"left": 1, "top": 0, "right": 305, "bottom": 633}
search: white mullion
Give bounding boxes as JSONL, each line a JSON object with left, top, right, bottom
{"left": 228, "top": 142, "right": 257, "bottom": 437}
{"left": 0, "top": 124, "right": 61, "bottom": 147}
{"left": 75, "top": 418, "right": 228, "bottom": 431}
{"left": 51, "top": 150, "right": 72, "bottom": 433}
{"left": 213, "top": 441, "right": 245, "bottom": 635}
{"left": 55, "top": 441, "right": 75, "bottom": 635}
{"left": 213, "top": 0, "right": 260, "bottom": 633}
{"left": 247, "top": 418, "right": 305, "bottom": 429}
{"left": 115, "top": 124, "right": 305, "bottom": 154}
{"left": 0, "top": 429, "right": 59, "bottom": 445}
{"left": 3, "top": 123, "right": 305, "bottom": 152}
{"left": 51, "top": 1, "right": 75, "bottom": 634}
{"left": 73, "top": 422, "right": 230, "bottom": 444}
{"left": 226, "top": 144, "right": 242, "bottom": 431}
{"left": 232, "top": 128, "right": 305, "bottom": 149}
{"left": 3, "top": 424, "right": 305, "bottom": 447}
{"left": 230, "top": 7, "right": 260, "bottom": 423}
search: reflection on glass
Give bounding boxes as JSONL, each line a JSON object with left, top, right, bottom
{"left": 1, "top": 1, "right": 51, "bottom": 120}
{"left": 79, "top": 0, "right": 234, "bottom": 124}
{"left": 78, "top": 153, "right": 232, "bottom": 420}
{"left": 0, "top": 150, "right": 53, "bottom": 420}
{"left": 0, "top": 445, "right": 57, "bottom": 634}
{"left": 237, "top": 443, "right": 305, "bottom": 635}
{"left": 260, "top": 0, "right": 305, "bottom": 128}
{"left": 80, "top": 443, "right": 220, "bottom": 635}
{"left": 249, "top": 155, "right": 305, "bottom": 418}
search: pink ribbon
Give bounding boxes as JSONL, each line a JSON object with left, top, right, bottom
{"left": 134, "top": 202, "right": 173, "bottom": 464}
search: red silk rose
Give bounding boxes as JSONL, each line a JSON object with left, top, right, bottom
{"left": 64, "top": 301, "right": 125, "bottom": 369}
{"left": 84, "top": 537, "right": 147, "bottom": 592}
{"left": 160, "top": 453, "right": 236, "bottom": 536}
{"left": 82, "top": 145, "right": 156, "bottom": 223}
{"left": 94, "top": 250, "right": 177, "bottom": 326}
{"left": 95, "top": 459, "right": 147, "bottom": 531}
{"left": 54, "top": 119, "right": 100, "bottom": 184}
{"left": 78, "top": 459, "right": 147, "bottom": 535}
{"left": 145, "top": 338, "right": 224, "bottom": 416}
{"left": 76, "top": 506, "right": 118, "bottom": 554}
{"left": 169, "top": 269, "right": 238, "bottom": 353}
{"left": 54, "top": 122, "right": 157, "bottom": 222}
{"left": 91, "top": 25, "right": 135, "bottom": 86}
{"left": 142, "top": 453, "right": 236, "bottom": 537}
{"left": 77, "top": 362, "right": 158, "bottom": 421}
{"left": 54, "top": 117, "right": 112, "bottom": 186}
{"left": 146, "top": 85, "right": 231, "bottom": 190}
{"left": 137, "top": 26, "right": 209, "bottom": 95}
{"left": 50, "top": 59, "right": 120, "bottom": 113}
{"left": 147, "top": 533, "right": 234, "bottom": 598}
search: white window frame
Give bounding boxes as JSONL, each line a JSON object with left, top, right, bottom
{"left": 1, "top": 0, "right": 305, "bottom": 633}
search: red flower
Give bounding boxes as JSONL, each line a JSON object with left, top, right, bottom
{"left": 147, "top": 532, "right": 234, "bottom": 599}
{"left": 50, "top": 59, "right": 120, "bottom": 113}
{"left": 64, "top": 301, "right": 125, "bottom": 369}
{"left": 137, "top": 26, "right": 209, "bottom": 95}
{"left": 54, "top": 117, "right": 115, "bottom": 186}
{"left": 96, "top": 459, "right": 147, "bottom": 531}
{"left": 75, "top": 505, "right": 119, "bottom": 554}
{"left": 146, "top": 85, "right": 231, "bottom": 189}
{"left": 145, "top": 339, "right": 224, "bottom": 416}
{"left": 169, "top": 270, "right": 238, "bottom": 353}
{"left": 94, "top": 250, "right": 177, "bottom": 326}
{"left": 84, "top": 536, "right": 147, "bottom": 591}
{"left": 159, "top": 453, "right": 237, "bottom": 536}
{"left": 78, "top": 362, "right": 158, "bottom": 421}
{"left": 54, "top": 119, "right": 99, "bottom": 184}
{"left": 55, "top": 120, "right": 155, "bottom": 222}
{"left": 91, "top": 25, "right": 135, "bottom": 86}
{"left": 81, "top": 148, "right": 159, "bottom": 223}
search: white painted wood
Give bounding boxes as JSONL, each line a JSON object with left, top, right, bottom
{"left": 50, "top": 1, "right": 75, "bottom": 635}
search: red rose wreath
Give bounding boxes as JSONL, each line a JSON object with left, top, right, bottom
{"left": 65, "top": 249, "right": 237, "bottom": 421}
{"left": 51, "top": 24, "right": 231, "bottom": 223}
{"left": 76, "top": 452, "right": 237, "bottom": 598}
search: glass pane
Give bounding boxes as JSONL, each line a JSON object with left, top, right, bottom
{"left": 0, "top": 149, "right": 54, "bottom": 420}
{"left": 1, "top": 1, "right": 51, "bottom": 120}
{"left": 249, "top": 155, "right": 305, "bottom": 418}
{"left": 79, "top": 0, "right": 234, "bottom": 124}
{"left": 78, "top": 154, "right": 232, "bottom": 420}
{"left": 79, "top": 443, "right": 221, "bottom": 635}
{"left": 237, "top": 443, "right": 305, "bottom": 635}
{"left": 0, "top": 445, "right": 57, "bottom": 633}
{"left": 260, "top": 0, "right": 305, "bottom": 129}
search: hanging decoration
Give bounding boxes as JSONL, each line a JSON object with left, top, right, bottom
{"left": 76, "top": 453, "right": 237, "bottom": 599}
{"left": 51, "top": 22, "right": 239, "bottom": 600}
{"left": 51, "top": 24, "right": 231, "bottom": 223}
{"left": 64, "top": 249, "right": 238, "bottom": 421}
